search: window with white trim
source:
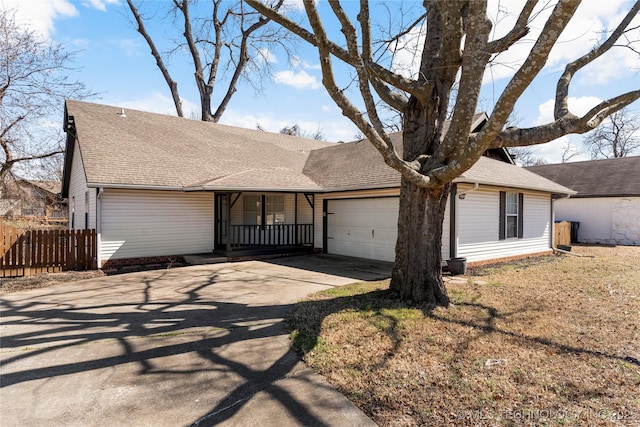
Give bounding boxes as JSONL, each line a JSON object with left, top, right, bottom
{"left": 500, "top": 191, "right": 523, "bottom": 239}
{"left": 505, "top": 192, "right": 518, "bottom": 238}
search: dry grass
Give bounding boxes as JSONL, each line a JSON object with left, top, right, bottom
{"left": 289, "top": 246, "right": 640, "bottom": 426}
{"left": 0, "top": 270, "right": 104, "bottom": 295}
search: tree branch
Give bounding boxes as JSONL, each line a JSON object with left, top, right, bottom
{"left": 555, "top": 0, "right": 640, "bottom": 119}
{"left": 491, "top": 89, "right": 640, "bottom": 149}
{"left": 245, "top": 0, "right": 428, "bottom": 100}
{"left": 486, "top": 0, "right": 536, "bottom": 53}
{"left": 301, "top": 0, "right": 431, "bottom": 187}
{"left": 174, "top": 0, "right": 213, "bottom": 121}
{"left": 126, "top": 0, "right": 183, "bottom": 117}
{"left": 443, "top": 1, "right": 492, "bottom": 162}
{"left": 472, "top": 0, "right": 581, "bottom": 164}
{"left": 213, "top": 1, "right": 284, "bottom": 121}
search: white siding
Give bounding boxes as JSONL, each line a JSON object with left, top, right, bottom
{"left": 230, "top": 194, "right": 243, "bottom": 225}
{"left": 555, "top": 197, "right": 640, "bottom": 245}
{"left": 297, "top": 193, "right": 314, "bottom": 224}
{"left": 67, "top": 142, "right": 96, "bottom": 230}
{"left": 100, "top": 189, "right": 214, "bottom": 264}
{"left": 457, "top": 186, "right": 551, "bottom": 262}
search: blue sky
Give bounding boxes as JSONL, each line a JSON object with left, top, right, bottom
{"left": 5, "top": 0, "right": 640, "bottom": 164}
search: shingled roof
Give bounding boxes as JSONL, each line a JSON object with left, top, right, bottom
{"left": 526, "top": 156, "right": 640, "bottom": 198}
{"left": 303, "top": 132, "right": 574, "bottom": 195}
{"left": 62, "top": 100, "right": 574, "bottom": 197}
{"left": 63, "top": 100, "right": 332, "bottom": 194}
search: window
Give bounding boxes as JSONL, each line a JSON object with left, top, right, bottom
{"left": 505, "top": 192, "right": 518, "bottom": 238}
{"left": 499, "top": 191, "right": 523, "bottom": 239}
{"left": 243, "top": 195, "right": 261, "bottom": 225}
{"left": 242, "top": 194, "right": 286, "bottom": 226}
{"left": 265, "top": 195, "right": 285, "bottom": 225}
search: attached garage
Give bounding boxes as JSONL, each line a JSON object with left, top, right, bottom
{"left": 325, "top": 198, "right": 399, "bottom": 262}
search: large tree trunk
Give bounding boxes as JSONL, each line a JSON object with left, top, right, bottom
{"left": 390, "top": 178, "right": 451, "bottom": 306}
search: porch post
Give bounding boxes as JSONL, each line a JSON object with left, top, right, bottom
{"left": 226, "top": 193, "right": 231, "bottom": 254}
{"left": 294, "top": 192, "right": 298, "bottom": 245}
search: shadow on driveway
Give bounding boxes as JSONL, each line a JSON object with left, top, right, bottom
{"left": 1, "top": 260, "right": 383, "bottom": 426}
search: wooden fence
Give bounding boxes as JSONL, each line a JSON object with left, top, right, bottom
{"left": 1, "top": 224, "right": 97, "bottom": 278}
{"left": 554, "top": 221, "right": 571, "bottom": 247}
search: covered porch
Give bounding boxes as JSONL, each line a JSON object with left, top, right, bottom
{"left": 213, "top": 191, "right": 316, "bottom": 257}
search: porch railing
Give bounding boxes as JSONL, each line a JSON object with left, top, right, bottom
{"left": 229, "top": 224, "right": 313, "bottom": 249}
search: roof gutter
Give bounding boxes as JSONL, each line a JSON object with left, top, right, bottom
{"left": 454, "top": 177, "right": 576, "bottom": 196}
{"left": 186, "top": 186, "right": 324, "bottom": 193}
{"left": 87, "top": 183, "right": 186, "bottom": 192}
{"left": 456, "top": 182, "right": 479, "bottom": 200}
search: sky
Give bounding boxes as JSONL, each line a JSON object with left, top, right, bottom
{"left": 4, "top": 0, "right": 640, "bottom": 164}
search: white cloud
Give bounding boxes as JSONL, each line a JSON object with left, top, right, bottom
{"left": 527, "top": 95, "right": 602, "bottom": 163}
{"left": 2, "top": 0, "right": 78, "bottom": 39}
{"left": 483, "top": 0, "right": 639, "bottom": 84}
{"left": 387, "top": 2, "right": 639, "bottom": 87}
{"left": 535, "top": 96, "right": 602, "bottom": 125}
{"left": 290, "top": 56, "right": 321, "bottom": 70}
{"left": 83, "top": 0, "right": 119, "bottom": 13}
{"left": 2, "top": 0, "right": 118, "bottom": 39}
{"left": 273, "top": 70, "right": 321, "bottom": 90}
{"left": 113, "top": 38, "right": 143, "bottom": 57}
{"left": 389, "top": 24, "right": 425, "bottom": 79}
{"left": 282, "top": 0, "right": 316, "bottom": 12}
{"left": 256, "top": 48, "right": 278, "bottom": 64}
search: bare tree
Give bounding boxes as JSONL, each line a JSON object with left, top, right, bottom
{"left": 560, "top": 140, "right": 582, "bottom": 163}
{"left": 510, "top": 146, "right": 548, "bottom": 166}
{"left": 279, "top": 123, "right": 325, "bottom": 140}
{"left": 0, "top": 9, "right": 90, "bottom": 182}
{"left": 583, "top": 108, "right": 640, "bottom": 159}
{"left": 247, "top": 0, "right": 640, "bottom": 305}
{"left": 126, "top": 0, "right": 295, "bottom": 122}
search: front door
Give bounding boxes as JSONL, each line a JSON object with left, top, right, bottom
{"left": 215, "top": 193, "right": 228, "bottom": 248}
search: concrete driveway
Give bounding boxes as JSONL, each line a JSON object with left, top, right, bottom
{"left": 0, "top": 255, "right": 391, "bottom": 427}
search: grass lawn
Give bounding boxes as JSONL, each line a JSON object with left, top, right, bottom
{"left": 289, "top": 245, "right": 640, "bottom": 426}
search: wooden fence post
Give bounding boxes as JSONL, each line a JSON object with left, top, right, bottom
{"left": 0, "top": 225, "right": 97, "bottom": 277}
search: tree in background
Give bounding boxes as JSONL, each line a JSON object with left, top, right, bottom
{"left": 509, "top": 146, "right": 548, "bottom": 167}
{"left": 247, "top": 0, "right": 640, "bottom": 305}
{"left": 0, "top": 9, "right": 90, "bottom": 182}
{"left": 126, "top": 0, "right": 295, "bottom": 122}
{"left": 279, "top": 124, "right": 325, "bottom": 140}
{"left": 582, "top": 108, "right": 640, "bottom": 159}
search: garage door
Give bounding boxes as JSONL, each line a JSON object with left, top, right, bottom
{"left": 326, "top": 198, "right": 399, "bottom": 262}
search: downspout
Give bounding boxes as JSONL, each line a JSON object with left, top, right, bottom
{"left": 456, "top": 182, "right": 479, "bottom": 199}
{"left": 96, "top": 187, "right": 103, "bottom": 268}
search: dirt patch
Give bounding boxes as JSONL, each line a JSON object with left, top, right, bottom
{"left": 290, "top": 245, "right": 640, "bottom": 426}
{"left": 0, "top": 270, "right": 105, "bottom": 295}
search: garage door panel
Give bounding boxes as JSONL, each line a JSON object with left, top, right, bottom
{"left": 327, "top": 198, "right": 399, "bottom": 262}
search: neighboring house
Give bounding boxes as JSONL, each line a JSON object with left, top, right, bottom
{"left": 0, "top": 175, "right": 68, "bottom": 223}
{"left": 528, "top": 157, "right": 640, "bottom": 246}
{"left": 62, "top": 100, "right": 575, "bottom": 268}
